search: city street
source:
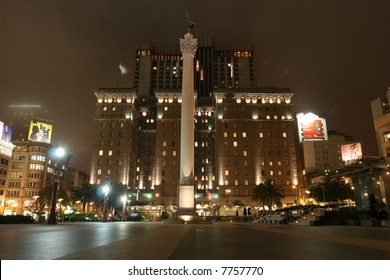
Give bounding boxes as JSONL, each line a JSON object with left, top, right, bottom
{"left": 0, "top": 221, "right": 390, "bottom": 260}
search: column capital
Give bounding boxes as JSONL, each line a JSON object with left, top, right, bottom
{"left": 180, "top": 33, "right": 198, "bottom": 56}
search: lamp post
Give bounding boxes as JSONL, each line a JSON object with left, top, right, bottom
{"left": 57, "top": 198, "right": 63, "bottom": 221}
{"left": 102, "top": 185, "right": 110, "bottom": 222}
{"left": 305, "top": 190, "right": 311, "bottom": 204}
{"left": 47, "top": 147, "right": 65, "bottom": 225}
{"left": 292, "top": 185, "right": 298, "bottom": 205}
{"left": 320, "top": 185, "right": 326, "bottom": 205}
{"left": 121, "top": 195, "right": 127, "bottom": 222}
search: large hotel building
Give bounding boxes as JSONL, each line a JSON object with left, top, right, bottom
{"left": 89, "top": 36, "right": 303, "bottom": 209}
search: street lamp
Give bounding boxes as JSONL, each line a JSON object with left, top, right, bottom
{"left": 102, "top": 185, "right": 110, "bottom": 222}
{"left": 47, "top": 147, "right": 65, "bottom": 225}
{"left": 121, "top": 195, "right": 127, "bottom": 222}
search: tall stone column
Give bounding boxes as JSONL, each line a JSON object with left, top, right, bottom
{"left": 177, "top": 32, "right": 197, "bottom": 221}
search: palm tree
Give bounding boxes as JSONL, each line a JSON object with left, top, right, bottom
{"left": 36, "top": 185, "right": 70, "bottom": 214}
{"left": 70, "top": 183, "right": 97, "bottom": 213}
{"left": 252, "top": 179, "right": 285, "bottom": 214}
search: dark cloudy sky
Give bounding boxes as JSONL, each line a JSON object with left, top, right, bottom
{"left": 1, "top": 0, "right": 390, "bottom": 173}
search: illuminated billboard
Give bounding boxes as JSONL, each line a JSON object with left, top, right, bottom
{"left": 341, "top": 143, "right": 363, "bottom": 161}
{"left": 0, "top": 121, "right": 12, "bottom": 143}
{"left": 297, "top": 112, "right": 328, "bottom": 142}
{"left": 28, "top": 120, "right": 53, "bottom": 143}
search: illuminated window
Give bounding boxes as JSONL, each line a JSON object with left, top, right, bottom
{"left": 269, "top": 161, "right": 273, "bottom": 166}
{"left": 243, "top": 151, "right": 247, "bottom": 156}
{"left": 172, "top": 151, "right": 177, "bottom": 156}
{"left": 233, "top": 132, "right": 237, "bottom": 138}
{"left": 266, "top": 115, "right": 270, "bottom": 119}
{"left": 383, "top": 131, "right": 390, "bottom": 142}
{"left": 225, "top": 170, "right": 229, "bottom": 176}
{"left": 270, "top": 171, "right": 274, "bottom": 176}
{"left": 108, "top": 150, "right": 113, "bottom": 156}
{"left": 283, "top": 132, "right": 287, "bottom": 138}
{"left": 259, "top": 133, "right": 263, "bottom": 138}
{"left": 277, "top": 161, "right": 282, "bottom": 166}
{"left": 233, "top": 141, "right": 238, "bottom": 147}
{"left": 245, "top": 180, "right": 249, "bottom": 186}
{"left": 163, "top": 141, "right": 167, "bottom": 147}
{"left": 103, "top": 106, "right": 107, "bottom": 111}
{"left": 235, "top": 180, "right": 239, "bottom": 186}
{"left": 97, "top": 169, "right": 102, "bottom": 175}
{"left": 242, "top": 132, "right": 247, "bottom": 138}
{"left": 224, "top": 132, "right": 228, "bottom": 138}
{"left": 98, "top": 150, "right": 104, "bottom": 156}
{"left": 164, "top": 106, "right": 168, "bottom": 111}
{"left": 278, "top": 170, "right": 282, "bottom": 175}
{"left": 162, "top": 151, "right": 166, "bottom": 156}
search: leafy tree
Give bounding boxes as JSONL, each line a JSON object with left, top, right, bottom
{"left": 252, "top": 179, "right": 285, "bottom": 213}
{"left": 70, "top": 183, "right": 97, "bottom": 213}
{"left": 309, "top": 176, "right": 354, "bottom": 203}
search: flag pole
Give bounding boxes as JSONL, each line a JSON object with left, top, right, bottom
{"left": 116, "top": 62, "right": 120, "bottom": 87}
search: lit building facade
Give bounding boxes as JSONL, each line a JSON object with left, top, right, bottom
{"left": 2, "top": 141, "right": 70, "bottom": 215}
{"left": 0, "top": 139, "right": 14, "bottom": 213}
{"left": 89, "top": 37, "right": 304, "bottom": 209}
{"left": 89, "top": 89, "right": 139, "bottom": 188}
{"left": 371, "top": 87, "right": 390, "bottom": 204}
{"left": 303, "top": 130, "right": 356, "bottom": 175}
{"left": 371, "top": 87, "right": 390, "bottom": 158}
{"left": 133, "top": 37, "right": 255, "bottom": 98}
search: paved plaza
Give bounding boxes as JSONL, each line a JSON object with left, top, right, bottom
{"left": 0, "top": 221, "right": 389, "bottom": 260}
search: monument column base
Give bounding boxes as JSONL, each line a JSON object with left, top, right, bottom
{"left": 177, "top": 184, "right": 195, "bottom": 221}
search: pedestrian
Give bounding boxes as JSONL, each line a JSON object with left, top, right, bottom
{"left": 378, "top": 202, "right": 388, "bottom": 220}
{"left": 368, "top": 194, "right": 379, "bottom": 219}
{"left": 282, "top": 211, "right": 291, "bottom": 224}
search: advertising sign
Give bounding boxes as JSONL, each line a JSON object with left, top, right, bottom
{"left": 28, "top": 120, "right": 53, "bottom": 143}
{"left": 341, "top": 143, "right": 363, "bottom": 161}
{"left": 0, "top": 121, "right": 12, "bottom": 143}
{"left": 297, "top": 112, "right": 328, "bottom": 142}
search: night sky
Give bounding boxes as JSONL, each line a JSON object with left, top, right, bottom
{"left": 1, "top": 0, "right": 390, "bottom": 174}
